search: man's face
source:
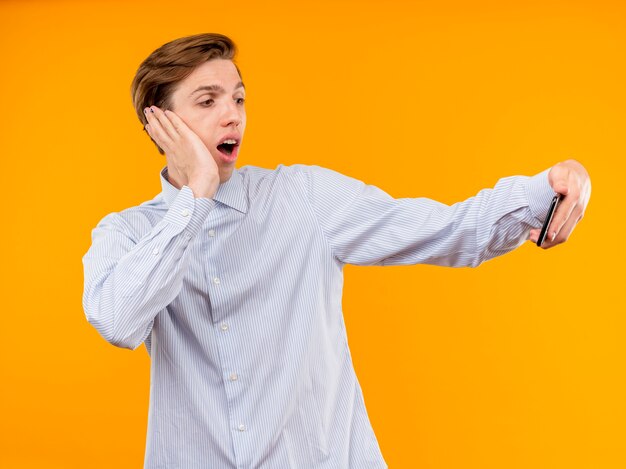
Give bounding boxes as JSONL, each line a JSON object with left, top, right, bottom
{"left": 169, "top": 59, "right": 246, "bottom": 183}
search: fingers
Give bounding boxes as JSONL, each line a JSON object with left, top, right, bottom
{"left": 528, "top": 228, "right": 540, "bottom": 244}
{"left": 552, "top": 180, "right": 570, "bottom": 198}
{"left": 539, "top": 192, "right": 584, "bottom": 249}
{"left": 159, "top": 109, "right": 211, "bottom": 154}
{"left": 153, "top": 107, "right": 179, "bottom": 140}
{"left": 539, "top": 210, "right": 580, "bottom": 249}
{"left": 144, "top": 107, "right": 172, "bottom": 151}
{"left": 144, "top": 106, "right": 177, "bottom": 151}
{"left": 548, "top": 193, "right": 577, "bottom": 242}
{"left": 546, "top": 161, "right": 585, "bottom": 245}
{"left": 555, "top": 210, "right": 580, "bottom": 244}
{"left": 163, "top": 109, "right": 189, "bottom": 135}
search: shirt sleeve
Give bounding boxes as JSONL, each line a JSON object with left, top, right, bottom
{"left": 296, "top": 164, "right": 555, "bottom": 267}
{"left": 82, "top": 186, "right": 215, "bottom": 350}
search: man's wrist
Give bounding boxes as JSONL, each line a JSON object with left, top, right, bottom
{"left": 188, "top": 180, "right": 218, "bottom": 199}
{"left": 525, "top": 167, "right": 556, "bottom": 226}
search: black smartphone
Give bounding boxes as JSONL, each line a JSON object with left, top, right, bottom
{"left": 537, "top": 194, "right": 562, "bottom": 247}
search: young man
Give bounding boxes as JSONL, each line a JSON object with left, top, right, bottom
{"left": 82, "top": 33, "right": 591, "bottom": 468}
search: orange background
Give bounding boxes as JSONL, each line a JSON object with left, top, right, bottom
{"left": 1, "top": 0, "right": 624, "bottom": 468}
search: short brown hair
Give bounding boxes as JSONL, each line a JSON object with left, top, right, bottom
{"left": 130, "top": 33, "right": 242, "bottom": 155}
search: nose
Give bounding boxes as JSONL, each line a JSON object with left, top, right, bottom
{"left": 221, "top": 99, "right": 242, "bottom": 128}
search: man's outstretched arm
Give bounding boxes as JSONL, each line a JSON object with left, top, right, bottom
{"left": 291, "top": 159, "right": 590, "bottom": 267}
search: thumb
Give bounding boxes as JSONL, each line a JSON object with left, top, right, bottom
{"left": 553, "top": 182, "right": 570, "bottom": 197}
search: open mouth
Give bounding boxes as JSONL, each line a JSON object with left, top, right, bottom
{"left": 216, "top": 137, "right": 240, "bottom": 157}
{"left": 217, "top": 142, "right": 237, "bottom": 156}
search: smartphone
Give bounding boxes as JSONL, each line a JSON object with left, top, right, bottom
{"left": 537, "top": 194, "right": 562, "bottom": 247}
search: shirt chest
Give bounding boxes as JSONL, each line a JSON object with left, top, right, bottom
{"left": 171, "top": 192, "right": 331, "bottom": 326}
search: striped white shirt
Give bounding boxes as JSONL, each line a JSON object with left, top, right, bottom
{"left": 82, "top": 163, "right": 554, "bottom": 468}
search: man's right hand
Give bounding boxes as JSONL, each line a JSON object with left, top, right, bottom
{"left": 144, "top": 105, "right": 220, "bottom": 199}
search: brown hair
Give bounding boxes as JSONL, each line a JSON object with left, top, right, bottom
{"left": 130, "top": 33, "right": 242, "bottom": 155}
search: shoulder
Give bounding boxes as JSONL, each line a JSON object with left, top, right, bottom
{"left": 90, "top": 194, "right": 166, "bottom": 243}
{"left": 236, "top": 163, "right": 310, "bottom": 193}
{"left": 238, "top": 162, "right": 347, "bottom": 180}
{"left": 237, "top": 163, "right": 353, "bottom": 190}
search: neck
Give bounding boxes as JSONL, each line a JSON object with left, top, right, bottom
{"left": 165, "top": 165, "right": 232, "bottom": 189}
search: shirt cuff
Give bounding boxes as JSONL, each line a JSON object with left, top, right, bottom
{"left": 162, "top": 185, "right": 216, "bottom": 236}
{"left": 524, "top": 167, "right": 556, "bottom": 227}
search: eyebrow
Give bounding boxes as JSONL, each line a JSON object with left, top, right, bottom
{"left": 188, "top": 81, "right": 245, "bottom": 99}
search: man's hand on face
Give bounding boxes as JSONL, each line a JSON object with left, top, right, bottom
{"left": 529, "top": 159, "right": 591, "bottom": 249}
{"left": 144, "top": 105, "right": 220, "bottom": 199}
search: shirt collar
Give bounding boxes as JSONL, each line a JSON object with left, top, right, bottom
{"left": 159, "top": 165, "right": 248, "bottom": 214}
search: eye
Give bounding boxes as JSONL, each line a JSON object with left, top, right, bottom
{"left": 200, "top": 98, "right": 214, "bottom": 107}
{"left": 236, "top": 97, "right": 245, "bottom": 105}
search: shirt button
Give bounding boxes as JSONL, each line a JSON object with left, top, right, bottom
{"left": 152, "top": 248, "right": 159, "bottom": 255}
{"left": 220, "top": 323, "right": 229, "bottom": 331}
{"left": 238, "top": 424, "right": 246, "bottom": 432}
{"left": 229, "top": 373, "right": 238, "bottom": 381}
{"left": 213, "top": 277, "right": 220, "bottom": 284}
{"left": 208, "top": 229, "right": 215, "bottom": 237}
{"left": 181, "top": 209, "right": 190, "bottom": 217}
